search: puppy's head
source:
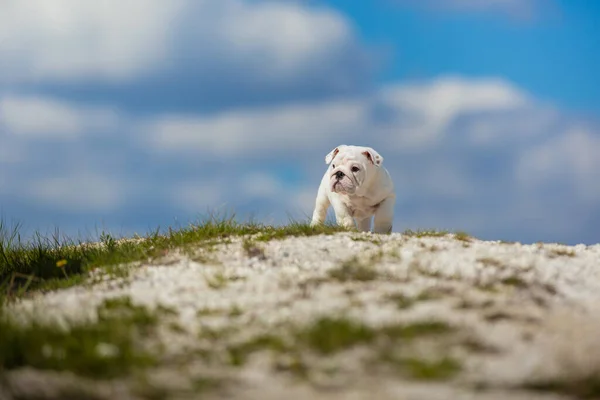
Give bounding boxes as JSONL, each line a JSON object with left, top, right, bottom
{"left": 324, "top": 145, "right": 383, "bottom": 195}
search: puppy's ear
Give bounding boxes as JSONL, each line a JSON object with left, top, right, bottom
{"left": 362, "top": 147, "right": 383, "bottom": 167}
{"left": 325, "top": 145, "right": 345, "bottom": 164}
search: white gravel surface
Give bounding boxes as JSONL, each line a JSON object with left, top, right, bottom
{"left": 3, "top": 232, "right": 600, "bottom": 400}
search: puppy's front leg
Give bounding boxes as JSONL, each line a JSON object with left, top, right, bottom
{"left": 310, "top": 182, "right": 330, "bottom": 226}
{"left": 373, "top": 196, "right": 395, "bottom": 234}
{"left": 356, "top": 217, "right": 371, "bottom": 232}
{"left": 330, "top": 198, "right": 356, "bottom": 230}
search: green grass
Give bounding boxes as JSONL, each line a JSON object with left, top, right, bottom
{"left": 0, "top": 216, "right": 346, "bottom": 300}
{"left": 525, "top": 377, "right": 600, "bottom": 399}
{"left": 387, "top": 292, "right": 416, "bottom": 309}
{"left": 327, "top": 249, "right": 391, "bottom": 283}
{"left": 350, "top": 235, "right": 383, "bottom": 245}
{"left": 477, "top": 257, "right": 504, "bottom": 268}
{"left": 296, "top": 318, "right": 453, "bottom": 355}
{"left": 453, "top": 231, "right": 472, "bottom": 242}
{"left": 328, "top": 257, "right": 379, "bottom": 282}
{"left": 242, "top": 238, "right": 266, "bottom": 259}
{"left": 205, "top": 271, "right": 229, "bottom": 289}
{"left": 0, "top": 296, "right": 174, "bottom": 378}
{"left": 402, "top": 229, "right": 450, "bottom": 238}
{"left": 297, "top": 317, "right": 459, "bottom": 380}
{"left": 387, "top": 290, "right": 447, "bottom": 310}
{"left": 0, "top": 213, "right": 479, "bottom": 302}
{"left": 393, "top": 356, "right": 461, "bottom": 380}
{"left": 191, "top": 377, "right": 225, "bottom": 392}
{"left": 227, "top": 334, "right": 288, "bottom": 366}
{"left": 547, "top": 248, "right": 576, "bottom": 258}
{"left": 402, "top": 229, "right": 472, "bottom": 242}
{"left": 297, "top": 317, "right": 377, "bottom": 355}
{"left": 194, "top": 314, "right": 460, "bottom": 382}
{"left": 380, "top": 320, "right": 454, "bottom": 340}
{"left": 500, "top": 276, "right": 529, "bottom": 288}
{"left": 253, "top": 221, "right": 346, "bottom": 242}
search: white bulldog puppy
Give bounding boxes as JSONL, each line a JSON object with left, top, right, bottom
{"left": 310, "top": 144, "right": 395, "bottom": 233}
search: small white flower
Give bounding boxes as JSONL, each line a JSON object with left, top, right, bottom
{"left": 96, "top": 342, "right": 119, "bottom": 358}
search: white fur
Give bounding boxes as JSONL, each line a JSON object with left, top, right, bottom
{"left": 310, "top": 144, "right": 395, "bottom": 233}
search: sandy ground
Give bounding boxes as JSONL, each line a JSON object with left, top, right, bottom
{"left": 3, "top": 232, "right": 600, "bottom": 400}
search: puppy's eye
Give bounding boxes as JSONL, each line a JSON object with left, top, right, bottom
{"left": 331, "top": 164, "right": 335, "bottom": 168}
{"left": 351, "top": 166, "right": 360, "bottom": 172}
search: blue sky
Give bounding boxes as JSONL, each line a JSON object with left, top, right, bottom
{"left": 1, "top": 0, "right": 599, "bottom": 245}
{"left": 333, "top": 0, "right": 600, "bottom": 111}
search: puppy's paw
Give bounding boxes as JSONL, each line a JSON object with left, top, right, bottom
{"left": 337, "top": 217, "right": 356, "bottom": 230}
{"left": 373, "top": 224, "right": 393, "bottom": 234}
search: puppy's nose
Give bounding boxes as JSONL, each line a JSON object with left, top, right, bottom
{"left": 335, "top": 171, "right": 345, "bottom": 179}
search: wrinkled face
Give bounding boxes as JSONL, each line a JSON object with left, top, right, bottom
{"left": 328, "top": 150, "right": 370, "bottom": 195}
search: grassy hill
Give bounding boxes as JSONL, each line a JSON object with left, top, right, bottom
{"left": 1, "top": 217, "right": 599, "bottom": 400}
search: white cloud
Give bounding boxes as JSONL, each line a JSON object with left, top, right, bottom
{"left": 0, "top": 95, "right": 119, "bottom": 139}
{"left": 144, "top": 99, "right": 367, "bottom": 156}
{"left": 240, "top": 173, "right": 283, "bottom": 199}
{"left": 210, "top": 1, "right": 353, "bottom": 82}
{"left": 0, "top": 140, "right": 23, "bottom": 164}
{"left": 0, "top": 0, "right": 182, "bottom": 82}
{"left": 27, "top": 172, "right": 125, "bottom": 212}
{"left": 395, "top": 161, "right": 478, "bottom": 200}
{"left": 382, "top": 76, "right": 527, "bottom": 112}
{"left": 238, "top": 173, "right": 319, "bottom": 219}
{"left": 143, "top": 76, "right": 529, "bottom": 155}
{"left": 463, "top": 107, "right": 559, "bottom": 147}
{"left": 171, "top": 172, "right": 318, "bottom": 222}
{"left": 517, "top": 127, "right": 600, "bottom": 204}
{"left": 377, "top": 76, "right": 530, "bottom": 148}
{"left": 171, "top": 181, "right": 226, "bottom": 213}
{"left": 292, "top": 186, "right": 320, "bottom": 218}
{"left": 0, "top": 0, "right": 360, "bottom": 84}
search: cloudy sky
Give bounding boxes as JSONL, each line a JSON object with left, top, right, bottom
{"left": 1, "top": 0, "right": 599, "bottom": 245}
